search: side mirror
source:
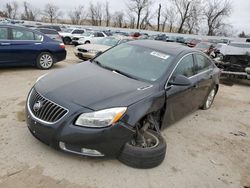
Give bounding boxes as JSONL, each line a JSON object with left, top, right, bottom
{"left": 169, "top": 75, "right": 191, "bottom": 86}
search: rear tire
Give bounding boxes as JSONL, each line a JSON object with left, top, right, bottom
{"left": 36, "top": 52, "right": 54, "bottom": 70}
{"left": 63, "top": 37, "right": 71, "bottom": 45}
{"left": 85, "top": 41, "right": 90, "bottom": 44}
{"left": 118, "top": 130, "right": 166, "bottom": 169}
{"left": 202, "top": 86, "right": 217, "bottom": 110}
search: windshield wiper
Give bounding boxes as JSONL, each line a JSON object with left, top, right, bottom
{"left": 92, "top": 60, "right": 138, "bottom": 80}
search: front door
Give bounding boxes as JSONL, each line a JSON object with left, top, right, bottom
{"left": 163, "top": 54, "right": 198, "bottom": 127}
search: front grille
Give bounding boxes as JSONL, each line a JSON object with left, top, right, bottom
{"left": 78, "top": 48, "right": 88, "bottom": 53}
{"left": 28, "top": 89, "right": 68, "bottom": 123}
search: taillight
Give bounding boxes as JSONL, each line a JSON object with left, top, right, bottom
{"left": 59, "top": 43, "right": 65, "bottom": 49}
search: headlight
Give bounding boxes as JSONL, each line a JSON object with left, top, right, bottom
{"left": 36, "top": 73, "right": 48, "bottom": 83}
{"left": 75, "top": 107, "right": 127, "bottom": 128}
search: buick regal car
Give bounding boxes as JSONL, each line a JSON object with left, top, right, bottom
{"left": 26, "top": 40, "right": 220, "bottom": 168}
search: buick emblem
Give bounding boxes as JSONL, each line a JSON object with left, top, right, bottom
{"left": 33, "top": 101, "right": 43, "bottom": 112}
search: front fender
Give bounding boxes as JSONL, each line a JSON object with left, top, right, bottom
{"left": 121, "top": 91, "right": 166, "bottom": 128}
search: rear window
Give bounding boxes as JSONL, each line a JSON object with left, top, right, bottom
{"left": 0, "top": 27, "right": 8, "bottom": 40}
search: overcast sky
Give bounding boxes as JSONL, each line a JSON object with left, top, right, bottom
{"left": 1, "top": 0, "right": 250, "bottom": 34}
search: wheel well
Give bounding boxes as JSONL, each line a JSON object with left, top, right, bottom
{"left": 136, "top": 108, "right": 165, "bottom": 131}
{"left": 85, "top": 40, "right": 90, "bottom": 43}
{"left": 215, "top": 84, "right": 219, "bottom": 94}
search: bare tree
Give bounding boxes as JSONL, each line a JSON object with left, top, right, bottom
{"left": 140, "top": 8, "right": 154, "bottom": 30}
{"left": 69, "top": 6, "right": 84, "bottom": 25}
{"left": 21, "top": 2, "right": 39, "bottom": 21}
{"left": 162, "top": 6, "right": 177, "bottom": 32}
{"left": 185, "top": 4, "right": 202, "bottom": 34}
{"left": 157, "top": 4, "right": 161, "bottom": 31}
{"left": 44, "top": 3, "right": 61, "bottom": 23}
{"left": 203, "top": 0, "right": 232, "bottom": 36}
{"left": 5, "top": 1, "right": 19, "bottom": 19}
{"left": 172, "top": 0, "right": 192, "bottom": 33}
{"left": 127, "top": 12, "right": 136, "bottom": 29}
{"left": 127, "top": 0, "right": 151, "bottom": 29}
{"left": 105, "top": 1, "right": 111, "bottom": 27}
{"left": 88, "top": 2, "right": 103, "bottom": 26}
{"left": 113, "top": 11, "right": 124, "bottom": 28}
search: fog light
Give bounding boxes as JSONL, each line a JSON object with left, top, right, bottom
{"left": 59, "top": 141, "right": 104, "bottom": 157}
{"left": 81, "top": 148, "right": 104, "bottom": 157}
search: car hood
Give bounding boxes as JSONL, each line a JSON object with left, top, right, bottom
{"left": 77, "top": 44, "right": 111, "bottom": 52}
{"left": 35, "top": 62, "right": 157, "bottom": 110}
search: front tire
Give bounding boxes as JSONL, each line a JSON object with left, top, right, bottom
{"left": 118, "top": 130, "right": 166, "bottom": 169}
{"left": 36, "top": 52, "right": 54, "bottom": 70}
{"left": 63, "top": 37, "right": 71, "bottom": 45}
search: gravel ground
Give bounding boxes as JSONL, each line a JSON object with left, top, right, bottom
{"left": 0, "top": 46, "right": 249, "bottom": 188}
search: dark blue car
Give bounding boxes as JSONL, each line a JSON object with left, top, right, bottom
{"left": 0, "top": 25, "right": 66, "bottom": 69}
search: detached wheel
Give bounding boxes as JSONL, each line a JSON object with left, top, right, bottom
{"left": 118, "top": 130, "right": 166, "bottom": 169}
{"left": 36, "top": 52, "right": 54, "bottom": 69}
{"left": 202, "top": 87, "right": 217, "bottom": 110}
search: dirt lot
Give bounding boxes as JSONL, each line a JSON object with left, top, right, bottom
{"left": 0, "top": 46, "right": 249, "bottom": 188}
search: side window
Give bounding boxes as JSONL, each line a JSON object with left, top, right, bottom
{"left": 72, "top": 30, "right": 84, "bottom": 34}
{"left": 172, "top": 55, "right": 195, "bottom": 78}
{"left": 12, "top": 29, "right": 34, "bottom": 40}
{"left": 195, "top": 54, "right": 213, "bottom": 73}
{"left": 93, "top": 33, "right": 98, "bottom": 37}
{"left": 97, "top": 32, "right": 104, "bottom": 37}
{"left": 34, "top": 33, "right": 43, "bottom": 41}
{"left": 0, "top": 27, "right": 8, "bottom": 40}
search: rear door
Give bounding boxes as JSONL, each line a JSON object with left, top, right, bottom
{"left": 0, "top": 26, "right": 12, "bottom": 65}
{"left": 193, "top": 53, "right": 214, "bottom": 107}
{"left": 163, "top": 54, "right": 198, "bottom": 125}
{"left": 9, "top": 27, "right": 43, "bottom": 65}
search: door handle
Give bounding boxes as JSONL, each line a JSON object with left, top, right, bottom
{"left": 1, "top": 43, "right": 11, "bottom": 46}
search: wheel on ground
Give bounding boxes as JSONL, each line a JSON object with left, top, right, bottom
{"left": 85, "top": 41, "right": 90, "bottom": 44}
{"left": 202, "top": 87, "right": 217, "bottom": 110}
{"left": 63, "top": 37, "right": 71, "bottom": 45}
{"left": 118, "top": 129, "right": 166, "bottom": 169}
{"left": 36, "top": 52, "right": 54, "bottom": 69}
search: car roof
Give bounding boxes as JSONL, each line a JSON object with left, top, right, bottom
{"left": 127, "top": 40, "right": 194, "bottom": 55}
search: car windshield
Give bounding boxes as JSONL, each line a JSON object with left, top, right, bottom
{"left": 195, "top": 43, "right": 210, "bottom": 49}
{"left": 94, "top": 43, "right": 173, "bottom": 82}
{"left": 95, "top": 37, "right": 119, "bottom": 46}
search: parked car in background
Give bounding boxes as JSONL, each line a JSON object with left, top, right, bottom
{"left": 35, "top": 28, "right": 62, "bottom": 42}
{"left": 37, "top": 25, "right": 62, "bottom": 32}
{"left": 74, "top": 36, "right": 133, "bottom": 60}
{"left": 176, "top": 36, "right": 185, "bottom": 43}
{"left": 195, "top": 42, "right": 215, "bottom": 57}
{"left": 59, "top": 28, "right": 86, "bottom": 44}
{"left": 26, "top": 40, "right": 220, "bottom": 169}
{"left": 155, "top": 34, "right": 168, "bottom": 41}
{"left": 215, "top": 42, "right": 250, "bottom": 79}
{"left": 73, "top": 31, "right": 108, "bottom": 46}
{"left": 166, "top": 36, "right": 177, "bottom": 42}
{"left": 0, "top": 25, "right": 66, "bottom": 69}
{"left": 187, "top": 39, "right": 202, "bottom": 48}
